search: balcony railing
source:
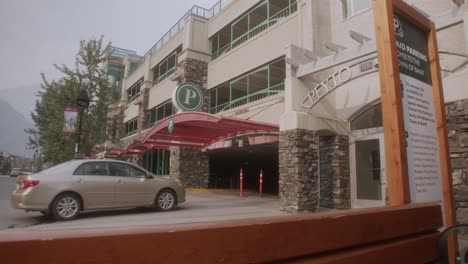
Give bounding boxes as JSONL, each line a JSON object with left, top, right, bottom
{"left": 127, "top": 1, "right": 233, "bottom": 77}
{"left": 211, "top": 2, "right": 298, "bottom": 60}
{"left": 209, "top": 83, "right": 284, "bottom": 114}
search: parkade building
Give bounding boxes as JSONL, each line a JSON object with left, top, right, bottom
{"left": 103, "top": 0, "right": 468, "bottom": 220}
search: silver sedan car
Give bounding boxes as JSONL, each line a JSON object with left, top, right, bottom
{"left": 11, "top": 159, "right": 185, "bottom": 221}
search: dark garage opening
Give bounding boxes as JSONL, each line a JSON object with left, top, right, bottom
{"left": 208, "top": 141, "right": 279, "bottom": 195}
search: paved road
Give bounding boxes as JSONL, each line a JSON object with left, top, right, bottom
{"left": 0, "top": 175, "right": 287, "bottom": 232}
{"left": 0, "top": 175, "right": 42, "bottom": 230}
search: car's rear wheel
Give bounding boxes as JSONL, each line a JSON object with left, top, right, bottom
{"left": 51, "top": 193, "right": 81, "bottom": 221}
{"left": 155, "top": 189, "right": 176, "bottom": 211}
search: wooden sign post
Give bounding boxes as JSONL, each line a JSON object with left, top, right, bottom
{"left": 373, "top": 0, "right": 456, "bottom": 260}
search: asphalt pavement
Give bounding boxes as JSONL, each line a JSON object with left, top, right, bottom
{"left": 0, "top": 175, "right": 287, "bottom": 233}
{"left": 0, "top": 175, "right": 44, "bottom": 230}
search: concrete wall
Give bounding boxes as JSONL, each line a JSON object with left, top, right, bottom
{"left": 149, "top": 30, "right": 184, "bottom": 70}
{"left": 221, "top": 94, "right": 284, "bottom": 125}
{"left": 148, "top": 77, "right": 178, "bottom": 109}
{"left": 123, "top": 101, "right": 139, "bottom": 123}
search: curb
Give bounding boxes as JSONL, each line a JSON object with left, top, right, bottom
{"left": 186, "top": 188, "right": 241, "bottom": 194}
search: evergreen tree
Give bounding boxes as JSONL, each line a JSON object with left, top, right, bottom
{"left": 27, "top": 36, "right": 111, "bottom": 164}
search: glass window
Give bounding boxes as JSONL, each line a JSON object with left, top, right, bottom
{"left": 128, "top": 165, "right": 146, "bottom": 177}
{"left": 350, "top": 103, "right": 383, "bottom": 131}
{"left": 248, "top": 68, "right": 268, "bottom": 94}
{"left": 249, "top": 3, "right": 267, "bottom": 30}
{"left": 109, "top": 162, "right": 130, "bottom": 177}
{"left": 74, "top": 162, "right": 108, "bottom": 176}
{"left": 231, "top": 76, "right": 248, "bottom": 100}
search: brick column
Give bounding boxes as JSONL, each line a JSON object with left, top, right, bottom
{"left": 279, "top": 129, "right": 319, "bottom": 213}
{"left": 180, "top": 58, "right": 209, "bottom": 112}
{"left": 447, "top": 99, "right": 468, "bottom": 224}
{"left": 319, "top": 135, "right": 351, "bottom": 209}
{"left": 170, "top": 147, "right": 209, "bottom": 188}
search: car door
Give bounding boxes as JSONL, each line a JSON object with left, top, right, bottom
{"left": 109, "top": 162, "right": 156, "bottom": 207}
{"left": 72, "top": 162, "right": 115, "bottom": 209}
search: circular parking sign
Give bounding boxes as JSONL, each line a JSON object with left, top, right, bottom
{"left": 172, "top": 83, "right": 203, "bottom": 112}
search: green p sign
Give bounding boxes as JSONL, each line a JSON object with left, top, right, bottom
{"left": 172, "top": 83, "right": 203, "bottom": 112}
{"left": 168, "top": 118, "right": 174, "bottom": 134}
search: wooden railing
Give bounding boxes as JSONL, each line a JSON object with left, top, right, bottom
{"left": 0, "top": 203, "right": 442, "bottom": 263}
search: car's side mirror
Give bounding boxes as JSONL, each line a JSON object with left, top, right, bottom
{"left": 145, "top": 174, "right": 154, "bottom": 179}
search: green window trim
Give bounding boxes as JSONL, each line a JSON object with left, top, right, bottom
{"left": 127, "top": 78, "right": 143, "bottom": 103}
{"left": 208, "top": 57, "right": 285, "bottom": 114}
{"left": 152, "top": 46, "right": 182, "bottom": 85}
{"left": 142, "top": 149, "right": 170, "bottom": 175}
{"left": 148, "top": 101, "right": 176, "bottom": 128}
{"left": 124, "top": 118, "right": 138, "bottom": 136}
{"left": 210, "top": 0, "right": 297, "bottom": 60}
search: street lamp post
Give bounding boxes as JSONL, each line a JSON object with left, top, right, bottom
{"left": 75, "top": 89, "right": 90, "bottom": 159}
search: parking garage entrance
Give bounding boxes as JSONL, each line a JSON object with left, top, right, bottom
{"left": 207, "top": 139, "right": 279, "bottom": 195}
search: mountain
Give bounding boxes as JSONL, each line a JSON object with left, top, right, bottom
{"left": 0, "top": 98, "right": 35, "bottom": 157}
{"left": 0, "top": 84, "right": 41, "bottom": 122}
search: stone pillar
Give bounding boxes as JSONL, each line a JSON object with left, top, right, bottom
{"left": 137, "top": 86, "right": 150, "bottom": 131}
{"left": 319, "top": 135, "right": 350, "bottom": 209}
{"left": 170, "top": 147, "right": 209, "bottom": 188}
{"left": 447, "top": 99, "right": 468, "bottom": 224}
{"left": 279, "top": 129, "right": 319, "bottom": 213}
{"left": 181, "top": 58, "right": 209, "bottom": 112}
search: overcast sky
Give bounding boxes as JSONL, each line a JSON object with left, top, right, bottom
{"left": 0, "top": 0, "right": 220, "bottom": 90}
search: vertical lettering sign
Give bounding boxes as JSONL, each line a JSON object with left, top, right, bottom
{"left": 172, "top": 83, "right": 203, "bottom": 112}
{"left": 395, "top": 15, "right": 442, "bottom": 203}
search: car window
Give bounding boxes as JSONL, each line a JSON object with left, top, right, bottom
{"left": 74, "top": 162, "right": 109, "bottom": 176}
{"left": 128, "top": 165, "right": 146, "bottom": 177}
{"left": 108, "top": 163, "right": 130, "bottom": 177}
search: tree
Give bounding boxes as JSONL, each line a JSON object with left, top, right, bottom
{"left": 27, "top": 36, "right": 111, "bottom": 164}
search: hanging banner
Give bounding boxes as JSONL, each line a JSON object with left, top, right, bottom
{"left": 63, "top": 108, "right": 78, "bottom": 134}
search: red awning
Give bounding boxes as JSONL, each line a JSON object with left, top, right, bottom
{"left": 142, "top": 112, "right": 279, "bottom": 149}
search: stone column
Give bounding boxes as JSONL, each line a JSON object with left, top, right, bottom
{"left": 447, "top": 99, "right": 468, "bottom": 224}
{"left": 180, "top": 58, "right": 209, "bottom": 112}
{"left": 319, "top": 135, "right": 350, "bottom": 209}
{"left": 170, "top": 147, "right": 209, "bottom": 188}
{"left": 137, "top": 86, "right": 150, "bottom": 131}
{"left": 279, "top": 129, "right": 319, "bottom": 213}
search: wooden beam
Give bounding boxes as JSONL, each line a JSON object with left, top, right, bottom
{"left": 428, "top": 19, "right": 458, "bottom": 263}
{"left": 0, "top": 204, "right": 442, "bottom": 264}
{"left": 286, "top": 232, "right": 440, "bottom": 264}
{"left": 372, "top": 0, "right": 410, "bottom": 205}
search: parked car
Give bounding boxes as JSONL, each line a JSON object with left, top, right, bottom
{"left": 11, "top": 159, "right": 185, "bottom": 221}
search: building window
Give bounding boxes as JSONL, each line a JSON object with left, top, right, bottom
{"left": 141, "top": 149, "right": 170, "bottom": 175}
{"left": 107, "top": 64, "right": 124, "bottom": 101}
{"left": 208, "top": 58, "right": 285, "bottom": 114}
{"left": 124, "top": 118, "right": 138, "bottom": 136}
{"left": 210, "top": 0, "right": 297, "bottom": 60}
{"left": 350, "top": 102, "right": 382, "bottom": 131}
{"left": 342, "top": 0, "right": 372, "bottom": 19}
{"left": 126, "top": 78, "right": 143, "bottom": 102}
{"left": 152, "top": 46, "right": 182, "bottom": 85}
{"left": 148, "top": 101, "right": 176, "bottom": 127}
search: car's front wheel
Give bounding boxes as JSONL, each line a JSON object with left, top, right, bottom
{"left": 51, "top": 193, "right": 81, "bottom": 221}
{"left": 155, "top": 189, "right": 176, "bottom": 211}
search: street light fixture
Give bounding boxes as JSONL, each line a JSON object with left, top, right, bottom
{"left": 75, "top": 89, "right": 90, "bottom": 159}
